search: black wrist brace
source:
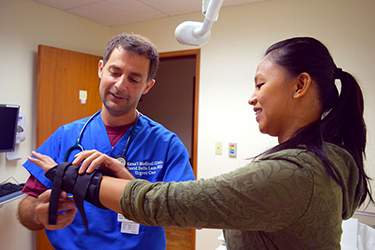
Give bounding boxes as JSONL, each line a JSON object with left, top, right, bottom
{"left": 45, "top": 162, "right": 107, "bottom": 228}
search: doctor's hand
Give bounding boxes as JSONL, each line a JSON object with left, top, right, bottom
{"left": 73, "top": 150, "right": 135, "bottom": 180}
{"left": 34, "top": 190, "right": 77, "bottom": 230}
{"left": 28, "top": 151, "right": 57, "bottom": 172}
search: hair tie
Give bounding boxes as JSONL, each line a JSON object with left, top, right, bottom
{"left": 335, "top": 68, "right": 343, "bottom": 79}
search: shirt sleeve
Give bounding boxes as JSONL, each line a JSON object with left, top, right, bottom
{"left": 22, "top": 175, "right": 48, "bottom": 198}
{"left": 120, "top": 152, "right": 315, "bottom": 232}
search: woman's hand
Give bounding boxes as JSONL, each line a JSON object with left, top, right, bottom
{"left": 27, "top": 151, "right": 57, "bottom": 172}
{"left": 73, "top": 150, "right": 135, "bottom": 180}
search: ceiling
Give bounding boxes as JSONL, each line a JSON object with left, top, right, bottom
{"left": 31, "top": 0, "right": 266, "bottom": 27}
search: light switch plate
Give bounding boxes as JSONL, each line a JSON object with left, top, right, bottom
{"left": 215, "top": 142, "right": 223, "bottom": 155}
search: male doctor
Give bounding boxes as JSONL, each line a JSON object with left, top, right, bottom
{"left": 17, "top": 33, "right": 195, "bottom": 250}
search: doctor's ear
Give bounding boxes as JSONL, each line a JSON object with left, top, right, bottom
{"left": 143, "top": 79, "right": 155, "bottom": 94}
{"left": 98, "top": 60, "right": 104, "bottom": 78}
{"left": 293, "top": 72, "right": 311, "bottom": 99}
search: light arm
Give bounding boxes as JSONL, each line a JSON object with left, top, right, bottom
{"left": 175, "top": 0, "right": 224, "bottom": 46}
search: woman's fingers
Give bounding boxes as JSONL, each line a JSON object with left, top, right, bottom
{"left": 28, "top": 151, "right": 57, "bottom": 172}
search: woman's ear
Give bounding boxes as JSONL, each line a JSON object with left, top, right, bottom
{"left": 293, "top": 72, "right": 312, "bottom": 99}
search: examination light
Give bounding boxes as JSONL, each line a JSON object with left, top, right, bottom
{"left": 175, "top": 0, "right": 224, "bottom": 46}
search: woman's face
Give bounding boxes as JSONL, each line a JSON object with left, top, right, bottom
{"left": 249, "top": 57, "right": 298, "bottom": 142}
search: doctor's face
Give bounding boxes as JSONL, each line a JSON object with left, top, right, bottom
{"left": 98, "top": 48, "right": 154, "bottom": 117}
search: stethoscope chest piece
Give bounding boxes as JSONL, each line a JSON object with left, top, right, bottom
{"left": 116, "top": 156, "right": 127, "bottom": 167}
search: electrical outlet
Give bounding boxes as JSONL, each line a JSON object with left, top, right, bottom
{"left": 215, "top": 142, "right": 223, "bottom": 155}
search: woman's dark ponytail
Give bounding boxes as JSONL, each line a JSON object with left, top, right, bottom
{"left": 257, "top": 37, "right": 372, "bottom": 206}
{"left": 322, "top": 69, "right": 366, "bottom": 162}
{"left": 322, "top": 69, "right": 370, "bottom": 205}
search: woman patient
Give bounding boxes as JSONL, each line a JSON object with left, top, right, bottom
{"left": 29, "top": 37, "right": 372, "bottom": 250}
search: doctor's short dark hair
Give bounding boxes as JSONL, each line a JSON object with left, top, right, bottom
{"left": 103, "top": 33, "right": 159, "bottom": 82}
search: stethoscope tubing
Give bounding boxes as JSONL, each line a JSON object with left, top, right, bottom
{"left": 63, "top": 111, "right": 101, "bottom": 162}
{"left": 63, "top": 110, "right": 139, "bottom": 164}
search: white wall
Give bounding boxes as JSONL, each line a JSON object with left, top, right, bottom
{"left": 0, "top": 0, "right": 109, "bottom": 249}
{"left": 111, "top": 0, "right": 375, "bottom": 249}
{"left": 1, "top": 0, "right": 375, "bottom": 249}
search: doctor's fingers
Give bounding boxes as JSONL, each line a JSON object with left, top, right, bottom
{"left": 36, "top": 191, "right": 77, "bottom": 229}
{"left": 35, "top": 200, "right": 76, "bottom": 229}
{"left": 73, "top": 149, "right": 101, "bottom": 172}
{"left": 28, "top": 151, "right": 57, "bottom": 172}
{"left": 74, "top": 150, "right": 111, "bottom": 174}
{"left": 44, "top": 208, "right": 77, "bottom": 230}
{"left": 37, "top": 190, "right": 76, "bottom": 212}
{"left": 38, "top": 190, "right": 70, "bottom": 203}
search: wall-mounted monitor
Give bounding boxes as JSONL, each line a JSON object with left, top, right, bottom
{"left": 0, "top": 104, "right": 20, "bottom": 152}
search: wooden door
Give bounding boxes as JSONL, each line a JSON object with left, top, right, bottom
{"left": 36, "top": 45, "right": 103, "bottom": 249}
{"left": 36, "top": 46, "right": 199, "bottom": 250}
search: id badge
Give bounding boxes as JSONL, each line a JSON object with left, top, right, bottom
{"left": 118, "top": 213, "right": 140, "bottom": 235}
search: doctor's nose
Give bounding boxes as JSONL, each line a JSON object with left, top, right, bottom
{"left": 114, "top": 76, "right": 128, "bottom": 91}
{"left": 248, "top": 95, "right": 257, "bottom": 106}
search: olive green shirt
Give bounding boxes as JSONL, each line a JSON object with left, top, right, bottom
{"left": 121, "top": 143, "right": 364, "bottom": 249}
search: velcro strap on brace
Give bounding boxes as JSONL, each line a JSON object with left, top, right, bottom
{"left": 45, "top": 162, "right": 107, "bottom": 228}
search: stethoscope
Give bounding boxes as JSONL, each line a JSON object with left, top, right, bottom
{"left": 63, "top": 110, "right": 139, "bottom": 167}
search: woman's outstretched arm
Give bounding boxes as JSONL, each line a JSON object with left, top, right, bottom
{"left": 98, "top": 176, "right": 130, "bottom": 213}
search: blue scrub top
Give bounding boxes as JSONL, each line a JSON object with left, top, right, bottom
{"left": 24, "top": 111, "right": 195, "bottom": 250}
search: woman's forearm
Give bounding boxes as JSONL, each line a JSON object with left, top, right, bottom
{"left": 99, "top": 176, "right": 130, "bottom": 213}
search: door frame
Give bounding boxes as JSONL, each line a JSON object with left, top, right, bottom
{"left": 159, "top": 49, "right": 200, "bottom": 250}
{"left": 159, "top": 49, "right": 200, "bottom": 178}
